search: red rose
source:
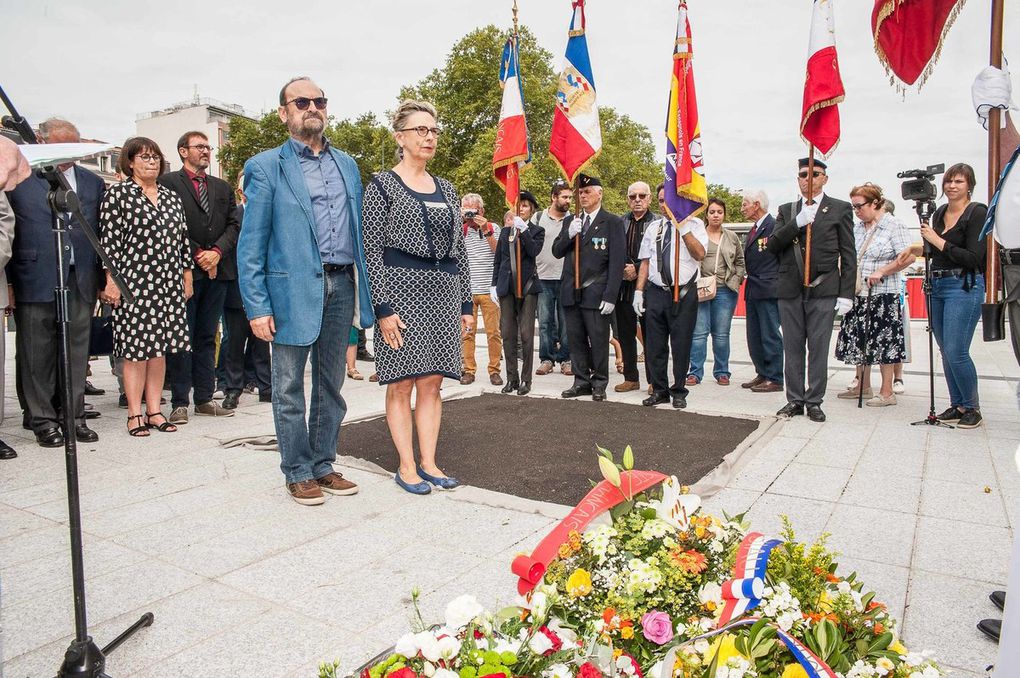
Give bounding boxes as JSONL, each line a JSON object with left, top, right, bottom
{"left": 538, "top": 626, "right": 564, "bottom": 655}
{"left": 389, "top": 668, "right": 417, "bottom": 678}
{"left": 579, "top": 662, "right": 603, "bottom": 678}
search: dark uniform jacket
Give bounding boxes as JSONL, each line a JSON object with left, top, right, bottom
{"left": 743, "top": 213, "right": 780, "bottom": 301}
{"left": 492, "top": 222, "right": 545, "bottom": 298}
{"left": 158, "top": 169, "right": 240, "bottom": 281}
{"left": 618, "top": 210, "right": 657, "bottom": 304}
{"left": 767, "top": 194, "right": 856, "bottom": 300}
{"left": 551, "top": 207, "right": 626, "bottom": 309}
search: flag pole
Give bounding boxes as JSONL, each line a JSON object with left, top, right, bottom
{"left": 985, "top": 0, "right": 1005, "bottom": 306}
{"left": 574, "top": 177, "right": 582, "bottom": 303}
{"left": 512, "top": 0, "right": 524, "bottom": 300}
{"left": 804, "top": 144, "right": 815, "bottom": 287}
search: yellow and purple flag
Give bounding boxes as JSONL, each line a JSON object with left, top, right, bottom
{"left": 663, "top": 1, "right": 707, "bottom": 227}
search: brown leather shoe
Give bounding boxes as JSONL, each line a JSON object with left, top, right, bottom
{"left": 717, "top": 376, "right": 731, "bottom": 386}
{"left": 561, "top": 361, "right": 573, "bottom": 376}
{"left": 614, "top": 380, "right": 640, "bottom": 393}
{"left": 685, "top": 375, "right": 700, "bottom": 386}
{"left": 490, "top": 373, "right": 503, "bottom": 386}
{"left": 750, "top": 380, "right": 783, "bottom": 393}
{"left": 287, "top": 480, "right": 325, "bottom": 506}
{"left": 316, "top": 471, "right": 359, "bottom": 496}
{"left": 535, "top": 360, "right": 554, "bottom": 375}
{"left": 460, "top": 373, "right": 475, "bottom": 385}
{"left": 741, "top": 375, "right": 766, "bottom": 389}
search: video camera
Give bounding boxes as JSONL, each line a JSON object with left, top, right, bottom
{"left": 897, "top": 164, "right": 945, "bottom": 202}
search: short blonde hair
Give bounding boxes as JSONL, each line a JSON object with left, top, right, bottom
{"left": 391, "top": 100, "right": 438, "bottom": 132}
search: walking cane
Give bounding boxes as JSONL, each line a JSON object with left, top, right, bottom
{"left": 857, "top": 284, "right": 875, "bottom": 409}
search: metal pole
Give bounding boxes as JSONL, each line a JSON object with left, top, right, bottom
{"left": 805, "top": 145, "right": 815, "bottom": 287}
{"left": 985, "top": 0, "right": 1005, "bottom": 305}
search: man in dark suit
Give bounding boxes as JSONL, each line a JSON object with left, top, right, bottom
{"left": 7, "top": 118, "right": 102, "bottom": 447}
{"left": 552, "top": 174, "right": 625, "bottom": 401}
{"left": 767, "top": 158, "right": 855, "bottom": 422}
{"left": 739, "top": 189, "right": 784, "bottom": 393}
{"left": 615, "top": 181, "right": 656, "bottom": 393}
{"left": 159, "top": 131, "right": 240, "bottom": 424}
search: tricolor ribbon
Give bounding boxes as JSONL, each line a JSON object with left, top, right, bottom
{"left": 717, "top": 532, "right": 784, "bottom": 626}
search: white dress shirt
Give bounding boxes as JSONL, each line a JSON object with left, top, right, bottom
{"left": 638, "top": 216, "right": 708, "bottom": 288}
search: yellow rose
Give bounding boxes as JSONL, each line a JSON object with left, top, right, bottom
{"left": 567, "top": 568, "right": 593, "bottom": 597}
{"left": 621, "top": 625, "right": 634, "bottom": 639}
{"left": 781, "top": 665, "right": 809, "bottom": 678}
{"left": 890, "top": 640, "right": 908, "bottom": 655}
{"left": 706, "top": 635, "right": 742, "bottom": 665}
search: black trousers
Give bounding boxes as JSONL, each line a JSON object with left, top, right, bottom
{"left": 614, "top": 298, "right": 649, "bottom": 383}
{"left": 167, "top": 276, "right": 228, "bottom": 407}
{"left": 644, "top": 283, "right": 699, "bottom": 398}
{"left": 223, "top": 307, "right": 271, "bottom": 394}
{"left": 564, "top": 304, "right": 610, "bottom": 393}
{"left": 499, "top": 293, "right": 538, "bottom": 385}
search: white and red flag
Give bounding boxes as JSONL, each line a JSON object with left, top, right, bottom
{"left": 800, "top": 0, "right": 845, "bottom": 156}
{"left": 493, "top": 34, "right": 531, "bottom": 209}
{"left": 549, "top": 0, "right": 601, "bottom": 183}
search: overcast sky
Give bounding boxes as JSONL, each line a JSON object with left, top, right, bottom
{"left": 2, "top": 0, "right": 1016, "bottom": 224}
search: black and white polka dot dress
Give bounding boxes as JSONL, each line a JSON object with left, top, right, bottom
{"left": 99, "top": 180, "right": 193, "bottom": 361}
{"left": 362, "top": 170, "right": 472, "bottom": 384}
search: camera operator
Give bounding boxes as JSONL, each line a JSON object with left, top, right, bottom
{"left": 896, "top": 162, "right": 988, "bottom": 429}
{"left": 459, "top": 193, "right": 503, "bottom": 386}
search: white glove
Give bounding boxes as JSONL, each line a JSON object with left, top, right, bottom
{"left": 489, "top": 285, "right": 499, "bottom": 305}
{"left": 796, "top": 203, "right": 819, "bottom": 229}
{"left": 513, "top": 216, "right": 528, "bottom": 232}
{"left": 599, "top": 300, "right": 615, "bottom": 315}
{"left": 632, "top": 290, "right": 644, "bottom": 316}
{"left": 568, "top": 219, "right": 582, "bottom": 238}
{"left": 834, "top": 297, "right": 852, "bottom": 316}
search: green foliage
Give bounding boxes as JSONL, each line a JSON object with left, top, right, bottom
{"left": 216, "top": 112, "right": 288, "bottom": 186}
{"left": 765, "top": 515, "right": 836, "bottom": 611}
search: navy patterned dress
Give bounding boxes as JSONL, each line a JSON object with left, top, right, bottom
{"left": 361, "top": 170, "right": 472, "bottom": 384}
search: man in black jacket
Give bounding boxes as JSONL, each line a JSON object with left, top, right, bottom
{"left": 552, "top": 174, "right": 625, "bottom": 401}
{"left": 159, "top": 131, "right": 239, "bottom": 423}
{"left": 615, "top": 181, "right": 656, "bottom": 393}
{"left": 766, "top": 158, "right": 855, "bottom": 422}
{"left": 739, "top": 189, "right": 784, "bottom": 393}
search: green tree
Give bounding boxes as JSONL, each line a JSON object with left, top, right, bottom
{"left": 217, "top": 112, "right": 287, "bottom": 186}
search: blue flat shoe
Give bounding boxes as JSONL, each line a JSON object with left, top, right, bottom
{"left": 394, "top": 472, "right": 431, "bottom": 495}
{"left": 416, "top": 466, "right": 460, "bottom": 490}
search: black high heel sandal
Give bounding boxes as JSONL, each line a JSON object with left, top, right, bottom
{"left": 127, "top": 414, "right": 150, "bottom": 437}
{"left": 146, "top": 411, "right": 178, "bottom": 433}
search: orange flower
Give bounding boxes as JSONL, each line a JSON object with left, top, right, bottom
{"left": 603, "top": 608, "right": 621, "bottom": 631}
{"left": 558, "top": 543, "right": 573, "bottom": 558}
{"left": 826, "top": 573, "right": 840, "bottom": 583}
{"left": 670, "top": 549, "right": 708, "bottom": 574}
{"left": 867, "top": 601, "right": 886, "bottom": 611}
{"left": 873, "top": 622, "right": 886, "bottom": 635}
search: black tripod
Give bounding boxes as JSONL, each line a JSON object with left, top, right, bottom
{"left": 0, "top": 86, "right": 154, "bottom": 676}
{"left": 909, "top": 199, "right": 953, "bottom": 429}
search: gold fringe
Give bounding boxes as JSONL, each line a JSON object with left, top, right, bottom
{"left": 568, "top": 28, "right": 585, "bottom": 38}
{"left": 873, "top": 0, "right": 967, "bottom": 93}
{"left": 548, "top": 145, "right": 602, "bottom": 187}
{"left": 799, "top": 94, "right": 845, "bottom": 157}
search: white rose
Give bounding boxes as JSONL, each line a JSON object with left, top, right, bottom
{"left": 435, "top": 635, "right": 461, "bottom": 661}
{"left": 445, "top": 594, "right": 484, "bottom": 629}
{"left": 395, "top": 632, "right": 419, "bottom": 657}
{"left": 542, "top": 663, "right": 571, "bottom": 678}
{"left": 418, "top": 634, "right": 443, "bottom": 663}
{"left": 529, "top": 631, "right": 554, "bottom": 655}
{"left": 698, "top": 581, "right": 723, "bottom": 607}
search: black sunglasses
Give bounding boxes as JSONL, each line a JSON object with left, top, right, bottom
{"left": 285, "top": 97, "right": 328, "bottom": 111}
{"left": 798, "top": 170, "right": 824, "bottom": 179}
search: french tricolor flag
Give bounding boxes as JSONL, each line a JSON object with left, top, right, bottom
{"left": 800, "top": 0, "right": 845, "bottom": 156}
{"left": 549, "top": 0, "right": 602, "bottom": 183}
{"left": 493, "top": 35, "right": 531, "bottom": 209}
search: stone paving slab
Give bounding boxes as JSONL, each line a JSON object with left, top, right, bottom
{"left": 0, "top": 320, "right": 1015, "bottom": 677}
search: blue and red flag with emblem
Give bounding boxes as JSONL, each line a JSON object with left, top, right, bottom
{"left": 549, "top": 0, "right": 601, "bottom": 183}
{"left": 493, "top": 34, "right": 531, "bottom": 209}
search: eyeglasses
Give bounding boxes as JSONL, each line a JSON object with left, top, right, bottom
{"left": 798, "top": 171, "right": 824, "bottom": 179}
{"left": 657, "top": 197, "right": 666, "bottom": 204}
{"left": 628, "top": 193, "right": 649, "bottom": 200}
{"left": 136, "top": 154, "right": 162, "bottom": 163}
{"left": 186, "top": 144, "right": 214, "bottom": 152}
{"left": 285, "top": 97, "right": 328, "bottom": 111}
{"left": 851, "top": 202, "right": 869, "bottom": 211}
{"left": 399, "top": 126, "right": 442, "bottom": 137}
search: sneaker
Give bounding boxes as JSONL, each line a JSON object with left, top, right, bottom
{"left": 535, "top": 360, "right": 554, "bottom": 376}
{"left": 892, "top": 379, "right": 905, "bottom": 394}
{"left": 287, "top": 480, "right": 326, "bottom": 506}
{"left": 936, "top": 406, "right": 963, "bottom": 423}
{"left": 316, "top": 471, "right": 359, "bottom": 496}
{"left": 168, "top": 406, "right": 189, "bottom": 425}
{"left": 838, "top": 386, "right": 872, "bottom": 400}
{"left": 866, "top": 394, "right": 897, "bottom": 407}
{"left": 195, "top": 401, "right": 235, "bottom": 417}
{"left": 956, "top": 409, "right": 983, "bottom": 429}
{"left": 561, "top": 361, "right": 573, "bottom": 376}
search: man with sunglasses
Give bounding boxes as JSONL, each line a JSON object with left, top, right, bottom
{"left": 767, "top": 158, "right": 855, "bottom": 422}
{"left": 237, "top": 76, "right": 374, "bottom": 506}
{"left": 159, "top": 131, "right": 239, "bottom": 424}
{"left": 614, "top": 181, "right": 656, "bottom": 393}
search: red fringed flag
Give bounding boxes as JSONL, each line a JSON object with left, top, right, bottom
{"left": 493, "top": 34, "right": 531, "bottom": 209}
{"left": 872, "top": 0, "right": 966, "bottom": 90}
{"left": 801, "top": 0, "right": 845, "bottom": 156}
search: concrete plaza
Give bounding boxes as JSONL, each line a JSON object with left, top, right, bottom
{"left": 0, "top": 320, "right": 1016, "bottom": 677}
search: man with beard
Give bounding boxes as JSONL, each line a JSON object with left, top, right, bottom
{"left": 237, "top": 76, "right": 374, "bottom": 505}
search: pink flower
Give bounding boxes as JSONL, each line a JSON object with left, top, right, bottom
{"left": 639, "top": 611, "right": 674, "bottom": 645}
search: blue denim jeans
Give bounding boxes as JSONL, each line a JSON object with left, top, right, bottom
{"left": 537, "top": 279, "right": 570, "bottom": 363}
{"left": 271, "top": 269, "right": 355, "bottom": 484}
{"left": 688, "top": 286, "right": 739, "bottom": 380}
{"left": 745, "top": 297, "right": 784, "bottom": 384}
{"left": 930, "top": 274, "right": 983, "bottom": 409}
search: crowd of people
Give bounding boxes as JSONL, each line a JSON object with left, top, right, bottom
{"left": 0, "top": 77, "right": 991, "bottom": 507}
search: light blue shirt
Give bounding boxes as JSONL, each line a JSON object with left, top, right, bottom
{"left": 288, "top": 137, "right": 353, "bottom": 265}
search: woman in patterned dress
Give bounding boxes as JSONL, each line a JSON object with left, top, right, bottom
{"left": 99, "top": 137, "right": 193, "bottom": 436}
{"left": 362, "top": 100, "right": 474, "bottom": 495}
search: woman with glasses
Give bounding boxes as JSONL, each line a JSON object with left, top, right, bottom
{"left": 686, "top": 198, "right": 746, "bottom": 385}
{"left": 834, "top": 184, "right": 911, "bottom": 407}
{"left": 362, "top": 100, "right": 474, "bottom": 494}
{"left": 896, "top": 163, "right": 988, "bottom": 428}
{"left": 99, "top": 137, "right": 192, "bottom": 436}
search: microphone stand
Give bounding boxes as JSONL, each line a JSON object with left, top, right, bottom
{"left": 1, "top": 84, "right": 152, "bottom": 677}
{"left": 910, "top": 199, "right": 953, "bottom": 428}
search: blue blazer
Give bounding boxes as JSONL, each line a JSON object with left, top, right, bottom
{"left": 237, "top": 141, "right": 374, "bottom": 346}
{"left": 742, "top": 213, "right": 779, "bottom": 301}
{"left": 6, "top": 166, "right": 105, "bottom": 303}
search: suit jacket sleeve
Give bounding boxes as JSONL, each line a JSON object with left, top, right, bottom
{"left": 731, "top": 230, "right": 746, "bottom": 280}
{"left": 602, "top": 217, "right": 626, "bottom": 305}
{"left": 213, "top": 185, "right": 240, "bottom": 255}
{"left": 0, "top": 193, "right": 14, "bottom": 271}
{"left": 835, "top": 203, "right": 856, "bottom": 298}
{"left": 766, "top": 203, "right": 799, "bottom": 254}
{"left": 521, "top": 223, "right": 544, "bottom": 258}
{"left": 551, "top": 216, "right": 574, "bottom": 258}
{"left": 237, "top": 160, "right": 274, "bottom": 320}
